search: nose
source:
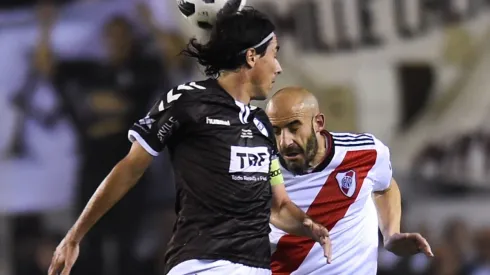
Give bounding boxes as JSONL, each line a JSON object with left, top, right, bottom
{"left": 275, "top": 59, "right": 282, "bottom": 75}
{"left": 279, "top": 129, "right": 294, "bottom": 149}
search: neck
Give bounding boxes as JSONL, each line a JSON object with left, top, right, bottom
{"left": 217, "top": 72, "right": 252, "bottom": 104}
{"left": 310, "top": 133, "right": 327, "bottom": 168}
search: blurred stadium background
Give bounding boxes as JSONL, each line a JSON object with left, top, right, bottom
{"left": 1, "top": 0, "right": 490, "bottom": 274}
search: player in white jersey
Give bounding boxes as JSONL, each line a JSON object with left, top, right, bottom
{"left": 265, "top": 87, "right": 433, "bottom": 275}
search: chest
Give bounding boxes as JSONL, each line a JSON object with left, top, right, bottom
{"left": 282, "top": 167, "right": 375, "bottom": 224}
{"left": 189, "top": 102, "right": 273, "bottom": 147}
{"left": 176, "top": 101, "right": 275, "bottom": 175}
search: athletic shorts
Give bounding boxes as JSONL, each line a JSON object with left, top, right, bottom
{"left": 167, "top": 259, "right": 272, "bottom": 275}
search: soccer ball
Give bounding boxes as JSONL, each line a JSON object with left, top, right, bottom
{"left": 177, "top": 0, "right": 247, "bottom": 30}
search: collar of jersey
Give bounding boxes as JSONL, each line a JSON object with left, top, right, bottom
{"left": 207, "top": 78, "right": 256, "bottom": 109}
{"left": 311, "top": 130, "right": 335, "bottom": 173}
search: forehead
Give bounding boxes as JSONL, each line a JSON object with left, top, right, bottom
{"left": 267, "top": 100, "right": 310, "bottom": 127}
{"left": 267, "top": 35, "right": 278, "bottom": 51}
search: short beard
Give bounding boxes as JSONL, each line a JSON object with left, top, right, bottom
{"left": 284, "top": 128, "right": 318, "bottom": 175}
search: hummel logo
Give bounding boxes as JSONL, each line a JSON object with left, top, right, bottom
{"left": 206, "top": 117, "right": 230, "bottom": 126}
{"left": 241, "top": 129, "right": 253, "bottom": 139}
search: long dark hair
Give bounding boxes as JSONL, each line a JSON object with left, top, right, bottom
{"left": 181, "top": 6, "right": 275, "bottom": 76}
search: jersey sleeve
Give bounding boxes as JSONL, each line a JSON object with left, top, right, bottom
{"left": 128, "top": 89, "right": 191, "bottom": 156}
{"left": 371, "top": 136, "right": 393, "bottom": 191}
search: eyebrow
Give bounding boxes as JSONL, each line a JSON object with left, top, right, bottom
{"left": 287, "top": 120, "right": 301, "bottom": 127}
{"left": 273, "top": 119, "right": 301, "bottom": 130}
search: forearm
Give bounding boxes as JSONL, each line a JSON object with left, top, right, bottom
{"left": 374, "top": 179, "right": 402, "bottom": 242}
{"left": 66, "top": 158, "right": 144, "bottom": 242}
{"left": 271, "top": 200, "right": 312, "bottom": 238}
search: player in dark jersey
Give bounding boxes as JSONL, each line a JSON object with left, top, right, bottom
{"left": 48, "top": 7, "right": 332, "bottom": 275}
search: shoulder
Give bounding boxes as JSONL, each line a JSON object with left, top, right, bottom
{"left": 331, "top": 131, "right": 390, "bottom": 161}
{"left": 155, "top": 80, "right": 210, "bottom": 110}
{"left": 331, "top": 132, "right": 387, "bottom": 149}
{"left": 330, "top": 132, "right": 376, "bottom": 147}
{"left": 252, "top": 106, "right": 270, "bottom": 124}
{"left": 252, "top": 106, "right": 275, "bottom": 137}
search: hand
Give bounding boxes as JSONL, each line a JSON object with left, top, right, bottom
{"left": 384, "top": 232, "right": 434, "bottom": 257}
{"left": 303, "top": 218, "right": 332, "bottom": 264}
{"left": 48, "top": 238, "right": 80, "bottom": 275}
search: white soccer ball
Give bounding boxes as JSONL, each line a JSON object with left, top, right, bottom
{"left": 177, "top": 0, "right": 247, "bottom": 30}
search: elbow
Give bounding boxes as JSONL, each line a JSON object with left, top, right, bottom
{"left": 269, "top": 201, "right": 287, "bottom": 229}
{"left": 271, "top": 197, "right": 291, "bottom": 217}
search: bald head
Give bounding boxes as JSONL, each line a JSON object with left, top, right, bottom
{"left": 266, "top": 86, "right": 320, "bottom": 122}
{"left": 265, "top": 86, "right": 326, "bottom": 175}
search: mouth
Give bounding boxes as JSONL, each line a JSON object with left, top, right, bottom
{"left": 283, "top": 152, "right": 302, "bottom": 160}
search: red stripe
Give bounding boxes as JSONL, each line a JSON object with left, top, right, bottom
{"left": 271, "top": 150, "right": 377, "bottom": 274}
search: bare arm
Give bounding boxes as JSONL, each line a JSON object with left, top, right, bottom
{"left": 66, "top": 142, "right": 153, "bottom": 242}
{"left": 270, "top": 183, "right": 311, "bottom": 237}
{"left": 373, "top": 178, "right": 401, "bottom": 242}
{"left": 270, "top": 180, "right": 332, "bottom": 263}
{"left": 374, "top": 178, "right": 433, "bottom": 256}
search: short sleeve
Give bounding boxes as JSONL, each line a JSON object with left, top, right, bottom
{"left": 371, "top": 136, "right": 393, "bottom": 192}
{"left": 128, "top": 89, "right": 190, "bottom": 156}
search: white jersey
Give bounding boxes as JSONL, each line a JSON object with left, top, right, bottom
{"left": 269, "top": 132, "right": 392, "bottom": 275}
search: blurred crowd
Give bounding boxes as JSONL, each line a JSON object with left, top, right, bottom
{"left": 412, "top": 130, "right": 490, "bottom": 193}
{"left": 1, "top": 1, "right": 490, "bottom": 275}
{"left": 378, "top": 217, "right": 490, "bottom": 275}
{"left": 1, "top": 0, "right": 193, "bottom": 274}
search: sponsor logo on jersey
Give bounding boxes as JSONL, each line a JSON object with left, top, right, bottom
{"left": 157, "top": 116, "right": 178, "bottom": 143}
{"left": 241, "top": 129, "right": 253, "bottom": 139}
{"left": 229, "top": 146, "right": 270, "bottom": 174}
{"left": 206, "top": 117, "right": 230, "bottom": 126}
{"left": 335, "top": 170, "right": 357, "bottom": 197}
{"left": 231, "top": 174, "right": 269, "bottom": 181}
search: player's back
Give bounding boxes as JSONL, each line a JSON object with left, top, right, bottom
{"left": 146, "top": 79, "right": 277, "bottom": 273}
{"left": 269, "top": 131, "right": 393, "bottom": 275}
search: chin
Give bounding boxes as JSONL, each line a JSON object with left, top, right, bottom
{"left": 285, "top": 161, "right": 308, "bottom": 175}
{"left": 287, "top": 165, "right": 308, "bottom": 175}
{"left": 251, "top": 93, "right": 267, "bottom": 101}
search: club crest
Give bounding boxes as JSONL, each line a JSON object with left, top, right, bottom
{"left": 253, "top": 118, "right": 269, "bottom": 137}
{"left": 335, "top": 170, "right": 357, "bottom": 197}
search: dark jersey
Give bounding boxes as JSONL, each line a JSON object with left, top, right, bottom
{"left": 128, "top": 79, "right": 279, "bottom": 272}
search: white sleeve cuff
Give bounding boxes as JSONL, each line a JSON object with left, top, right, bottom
{"left": 128, "top": 130, "right": 159, "bottom": 156}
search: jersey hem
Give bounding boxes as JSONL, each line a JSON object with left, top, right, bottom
{"left": 166, "top": 254, "right": 271, "bottom": 274}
